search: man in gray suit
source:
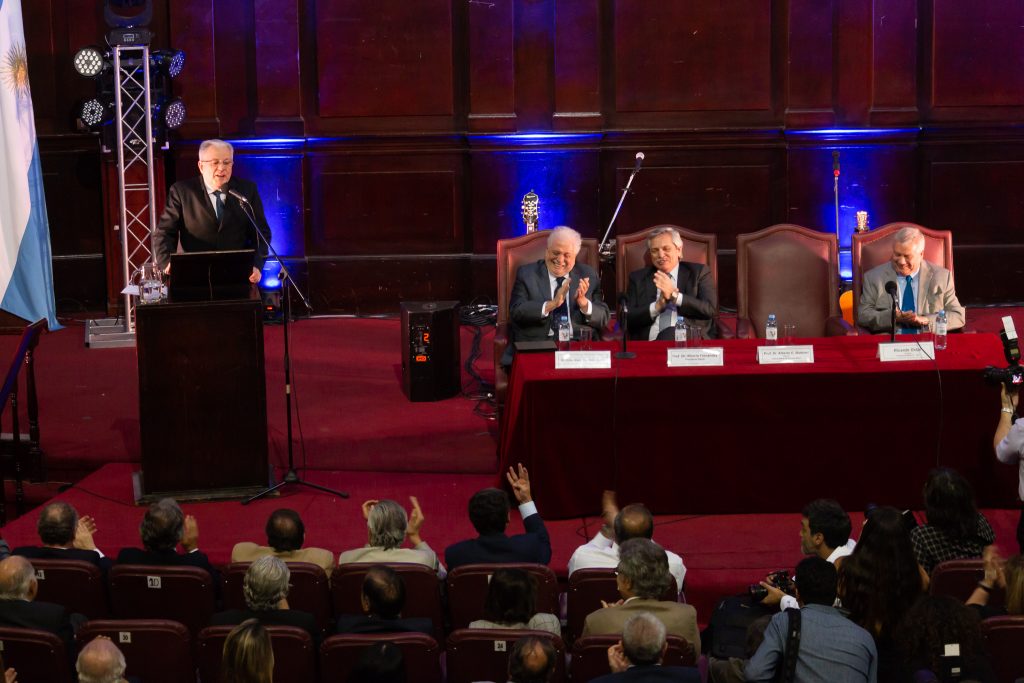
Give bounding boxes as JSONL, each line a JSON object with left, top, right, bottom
{"left": 857, "top": 226, "right": 965, "bottom": 334}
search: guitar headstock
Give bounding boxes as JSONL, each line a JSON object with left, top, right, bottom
{"left": 521, "top": 190, "right": 539, "bottom": 234}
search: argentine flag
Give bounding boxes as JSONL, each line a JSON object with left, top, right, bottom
{"left": 0, "top": 0, "right": 59, "bottom": 330}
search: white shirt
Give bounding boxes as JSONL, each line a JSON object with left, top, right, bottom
{"left": 205, "top": 184, "right": 226, "bottom": 216}
{"left": 647, "top": 265, "right": 683, "bottom": 340}
{"left": 779, "top": 538, "right": 857, "bottom": 611}
{"left": 996, "top": 417, "right": 1024, "bottom": 500}
{"left": 567, "top": 531, "right": 687, "bottom": 594}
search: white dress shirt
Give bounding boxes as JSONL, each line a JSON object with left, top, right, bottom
{"left": 568, "top": 531, "right": 687, "bottom": 593}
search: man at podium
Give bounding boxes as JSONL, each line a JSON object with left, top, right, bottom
{"left": 153, "top": 139, "right": 271, "bottom": 284}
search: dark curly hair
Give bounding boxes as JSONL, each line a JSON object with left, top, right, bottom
{"left": 922, "top": 468, "right": 978, "bottom": 542}
{"left": 896, "top": 595, "right": 985, "bottom": 680}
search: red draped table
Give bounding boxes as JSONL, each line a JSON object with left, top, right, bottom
{"left": 498, "top": 334, "right": 1018, "bottom": 519}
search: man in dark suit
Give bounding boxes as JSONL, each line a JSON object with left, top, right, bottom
{"left": 153, "top": 139, "right": 271, "bottom": 283}
{"left": 116, "top": 498, "right": 220, "bottom": 587}
{"left": 13, "top": 501, "right": 112, "bottom": 571}
{"left": 210, "top": 556, "right": 318, "bottom": 642}
{"left": 0, "top": 556, "right": 84, "bottom": 651}
{"left": 625, "top": 226, "right": 717, "bottom": 341}
{"left": 593, "top": 612, "right": 701, "bottom": 683}
{"left": 444, "top": 463, "right": 551, "bottom": 570}
{"left": 335, "top": 565, "right": 433, "bottom": 636}
{"left": 503, "top": 226, "right": 610, "bottom": 365}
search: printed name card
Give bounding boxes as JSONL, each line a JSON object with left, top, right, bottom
{"left": 555, "top": 351, "right": 612, "bottom": 369}
{"left": 878, "top": 341, "right": 935, "bottom": 362}
{"left": 667, "top": 347, "right": 725, "bottom": 367}
{"left": 757, "top": 345, "right": 815, "bottom": 365}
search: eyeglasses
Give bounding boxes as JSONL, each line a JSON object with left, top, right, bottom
{"left": 200, "top": 159, "right": 233, "bottom": 168}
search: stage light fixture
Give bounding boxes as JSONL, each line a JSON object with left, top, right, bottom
{"left": 78, "top": 98, "right": 111, "bottom": 128}
{"left": 73, "top": 46, "right": 107, "bottom": 77}
{"left": 151, "top": 49, "right": 185, "bottom": 78}
{"left": 153, "top": 97, "right": 186, "bottom": 130}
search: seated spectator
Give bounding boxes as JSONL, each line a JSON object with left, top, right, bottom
{"left": 77, "top": 635, "right": 128, "bottom": 683}
{"left": 911, "top": 468, "right": 995, "bottom": 574}
{"left": 895, "top": 595, "right": 996, "bottom": 683}
{"left": 581, "top": 538, "right": 700, "bottom": 656}
{"left": 221, "top": 619, "right": 273, "bottom": 683}
{"left": 966, "top": 547, "right": 1023, "bottom": 618}
{"left": 210, "top": 556, "right": 318, "bottom": 641}
{"left": 468, "top": 567, "right": 560, "bottom": 636}
{"left": 348, "top": 642, "right": 406, "bottom": 683}
{"left": 338, "top": 497, "right": 444, "bottom": 578}
{"left": 116, "top": 498, "right": 219, "bottom": 585}
{"left": 12, "top": 502, "right": 111, "bottom": 571}
{"left": 507, "top": 635, "right": 557, "bottom": 683}
{"left": 445, "top": 464, "right": 551, "bottom": 570}
{"left": 568, "top": 491, "right": 686, "bottom": 594}
{"left": 0, "top": 556, "right": 84, "bottom": 651}
{"left": 594, "top": 612, "right": 700, "bottom": 683}
{"left": 231, "top": 509, "right": 333, "bottom": 578}
{"left": 336, "top": 565, "right": 433, "bottom": 636}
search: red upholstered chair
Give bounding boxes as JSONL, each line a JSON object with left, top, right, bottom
{"left": 0, "top": 626, "right": 70, "bottom": 682}
{"left": 446, "top": 628, "right": 566, "bottom": 683}
{"left": 930, "top": 559, "right": 1005, "bottom": 609}
{"left": 571, "top": 634, "right": 696, "bottom": 681}
{"left": 223, "top": 561, "right": 332, "bottom": 634}
{"left": 735, "top": 224, "right": 852, "bottom": 338}
{"left": 319, "top": 633, "right": 442, "bottom": 683}
{"left": 494, "top": 232, "right": 600, "bottom": 405}
{"left": 981, "top": 616, "right": 1024, "bottom": 683}
{"left": 331, "top": 563, "right": 444, "bottom": 638}
{"left": 108, "top": 565, "right": 216, "bottom": 636}
{"left": 566, "top": 568, "right": 678, "bottom": 644}
{"left": 30, "top": 558, "right": 109, "bottom": 619}
{"left": 446, "top": 563, "right": 560, "bottom": 630}
{"left": 197, "top": 625, "right": 315, "bottom": 683}
{"left": 77, "top": 619, "right": 192, "bottom": 683}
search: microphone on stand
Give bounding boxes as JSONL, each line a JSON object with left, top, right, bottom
{"left": 616, "top": 294, "right": 635, "bottom": 360}
{"left": 885, "top": 280, "right": 899, "bottom": 342}
{"left": 227, "top": 189, "right": 250, "bottom": 204}
{"left": 633, "top": 152, "right": 645, "bottom": 173}
{"left": 599, "top": 152, "right": 646, "bottom": 254}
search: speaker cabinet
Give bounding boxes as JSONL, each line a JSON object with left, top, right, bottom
{"left": 400, "top": 301, "right": 460, "bottom": 402}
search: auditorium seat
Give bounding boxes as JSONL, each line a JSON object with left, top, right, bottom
{"left": 446, "top": 563, "right": 559, "bottom": 630}
{"left": 108, "top": 564, "right": 216, "bottom": 636}
{"left": 0, "top": 626, "right": 71, "bottom": 682}
{"left": 566, "top": 568, "right": 678, "bottom": 644}
{"left": 198, "top": 624, "right": 314, "bottom": 683}
{"left": 223, "top": 561, "right": 332, "bottom": 634}
{"left": 446, "top": 628, "right": 565, "bottom": 683}
{"left": 331, "top": 562, "right": 444, "bottom": 638}
{"left": 319, "top": 632, "right": 441, "bottom": 683}
{"left": 571, "top": 633, "right": 696, "bottom": 681}
{"left": 981, "top": 615, "right": 1024, "bottom": 683}
{"left": 77, "top": 619, "right": 192, "bottom": 683}
{"left": 30, "top": 557, "right": 109, "bottom": 619}
{"left": 735, "top": 224, "right": 852, "bottom": 338}
{"left": 930, "top": 559, "right": 1005, "bottom": 609}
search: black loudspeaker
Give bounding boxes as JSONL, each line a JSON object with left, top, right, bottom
{"left": 401, "top": 301, "right": 461, "bottom": 402}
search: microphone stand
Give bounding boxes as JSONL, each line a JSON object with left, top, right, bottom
{"left": 233, "top": 199, "right": 349, "bottom": 504}
{"left": 599, "top": 161, "right": 643, "bottom": 254}
{"left": 889, "top": 293, "right": 898, "bottom": 344}
{"left": 616, "top": 297, "right": 635, "bottom": 360}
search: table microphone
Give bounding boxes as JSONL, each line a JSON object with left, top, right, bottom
{"left": 616, "top": 294, "right": 635, "bottom": 359}
{"left": 885, "top": 280, "right": 898, "bottom": 342}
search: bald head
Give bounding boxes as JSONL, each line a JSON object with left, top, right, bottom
{"left": 508, "top": 636, "right": 555, "bottom": 683}
{"left": 614, "top": 504, "right": 655, "bottom": 543}
{"left": 77, "top": 637, "right": 127, "bottom": 683}
{"left": 0, "top": 556, "right": 36, "bottom": 600}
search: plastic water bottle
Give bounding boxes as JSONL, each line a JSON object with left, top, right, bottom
{"left": 934, "top": 310, "right": 948, "bottom": 350}
{"left": 765, "top": 314, "right": 778, "bottom": 345}
{"left": 674, "top": 316, "right": 688, "bottom": 347}
{"left": 557, "top": 315, "right": 571, "bottom": 351}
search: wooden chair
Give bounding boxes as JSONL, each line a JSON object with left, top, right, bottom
{"left": 446, "top": 563, "right": 560, "bottom": 630}
{"left": 31, "top": 558, "right": 109, "bottom": 618}
{"left": 198, "top": 625, "right": 315, "bottom": 683}
{"left": 446, "top": 628, "right": 565, "bottom": 683}
{"left": 319, "top": 633, "right": 442, "bottom": 683}
{"left": 77, "top": 619, "right": 193, "bottom": 683}
{"left": 571, "top": 634, "right": 696, "bottom": 681}
{"left": 0, "top": 318, "right": 46, "bottom": 523}
{"left": 223, "top": 561, "right": 332, "bottom": 634}
{"left": 108, "top": 564, "right": 216, "bottom": 637}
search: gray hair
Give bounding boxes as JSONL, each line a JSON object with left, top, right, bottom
{"left": 622, "top": 612, "right": 667, "bottom": 666}
{"left": 546, "top": 226, "right": 582, "bottom": 254}
{"left": 0, "top": 556, "right": 36, "bottom": 600}
{"left": 368, "top": 499, "right": 408, "bottom": 550}
{"left": 77, "top": 637, "right": 128, "bottom": 683}
{"left": 893, "top": 226, "right": 925, "bottom": 251}
{"left": 645, "top": 226, "right": 683, "bottom": 251}
{"left": 617, "top": 538, "right": 672, "bottom": 600}
{"left": 243, "top": 556, "right": 291, "bottom": 611}
{"left": 198, "top": 138, "right": 234, "bottom": 158}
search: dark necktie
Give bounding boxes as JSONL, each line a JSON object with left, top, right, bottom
{"left": 550, "top": 276, "right": 568, "bottom": 332}
{"left": 900, "top": 275, "right": 916, "bottom": 335}
{"left": 213, "top": 191, "right": 224, "bottom": 220}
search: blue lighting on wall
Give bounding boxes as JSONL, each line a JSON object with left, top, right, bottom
{"left": 793, "top": 127, "right": 919, "bottom": 139}
{"left": 228, "top": 154, "right": 304, "bottom": 259}
{"left": 260, "top": 259, "right": 282, "bottom": 291}
{"left": 500, "top": 151, "right": 581, "bottom": 236}
{"left": 472, "top": 132, "right": 603, "bottom": 145}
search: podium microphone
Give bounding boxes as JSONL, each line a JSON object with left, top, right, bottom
{"left": 885, "top": 280, "right": 898, "bottom": 342}
{"left": 616, "top": 294, "right": 635, "bottom": 360}
{"left": 227, "top": 189, "right": 250, "bottom": 204}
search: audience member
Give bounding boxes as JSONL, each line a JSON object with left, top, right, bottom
{"left": 745, "top": 557, "right": 877, "bottom": 683}
{"left": 12, "top": 502, "right": 111, "bottom": 570}
{"left": 231, "top": 509, "right": 333, "bottom": 577}
{"left": 0, "top": 556, "right": 83, "bottom": 650}
{"left": 445, "top": 464, "right": 551, "bottom": 570}
{"left": 593, "top": 611, "right": 700, "bottom": 683}
{"left": 569, "top": 491, "right": 686, "bottom": 594}
{"left": 0, "top": 652, "right": 14, "bottom": 683}
{"left": 910, "top": 468, "right": 995, "bottom": 574}
{"left": 116, "top": 498, "right": 219, "bottom": 584}
{"left": 468, "top": 567, "right": 560, "bottom": 636}
{"left": 995, "top": 384, "right": 1024, "bottom": 552}
{"left": 210, "top": 556, "right": 318, "bottom": 640}
{"left": 894, "top": 595, "right": 995, "bottom": 683}
{"left": 348, "top": 642, "right": 406, "bottom": 683}
{"left": 966, "top": 547, "right": 1023, "bottom": 618}
{"left": 336, "top": 565, "right": 433, "bottom": 635}
{"left": 338, "top": 497, "right": 445, "bottom": 578}
{"left": 507, "top": 636, "right": 556, "bottom": 683}
{"left": 581, "top": 538, "right": 700, "bottom": 655}
{"left": 221, "top": 619, "right": 273, "bottom": 683}
{"left": 76, "top": 636, "right": 128, "bottom": 683}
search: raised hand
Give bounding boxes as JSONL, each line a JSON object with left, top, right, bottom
{"left": 361, "top": 499, "right": 380, "bottom": 520}
{"left": 506, "top": 463, "right": 533, "bottom": 504}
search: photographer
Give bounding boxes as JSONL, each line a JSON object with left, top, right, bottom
{"left": 994, "top": 384, "right": 1024, "bottom": 553}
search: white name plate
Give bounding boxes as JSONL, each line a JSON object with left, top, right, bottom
{"left": 555, "top": 351, "right": 612, "bottom": 369}
{"left": 667, "top": 347, "right": 724, "bottom": 367}
{"left": 757, "top": 345, "right": 815, "bottom": 364}
{"left": 878, "top": 341, "right": 935, "bottom": 362}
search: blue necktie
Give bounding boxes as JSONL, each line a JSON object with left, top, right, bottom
{"left": 900, "top": 275, "right": 915, "bottom": 335}
{"left": 213, "top": 191, "right": 224, "bottom": 220}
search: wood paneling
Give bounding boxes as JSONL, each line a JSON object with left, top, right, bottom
{"left": 785, "top": 0, "right": 834, "bottom": 127}
{"left": 170, "top": 0, "right": 219, "bottom": 136}
{"left": 254, "top": 0, "right": 302, "bottom": 134}
{"left": 466, "top": 0, "right": 515, "bottom": 131}
{"left": 553, "top": 0, "right": 602, "bottom": 129}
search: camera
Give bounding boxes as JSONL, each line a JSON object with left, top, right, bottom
{"left": 983, "top": 328, "right": 1023, "bottom": 390}
{"left": 748, "top": 569, "right": 796, "bottom": 602}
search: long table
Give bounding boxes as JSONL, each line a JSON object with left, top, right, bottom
{"left": 498, "top": 334, "right": 1018, "bottom": 519}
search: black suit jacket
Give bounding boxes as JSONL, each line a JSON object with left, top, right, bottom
{"left": 0, "top": 598, "right": 84, "bottom": 651}
{"left": 211, "top": 608, "right": 320, "bottom": 643}
{"left": 444, "top": 512, "right": 552, "bottom": 570}
{"left": 591, "top": 665, "right": 702, "bottom": 683}
{"left": 335, "top": 614, "right": 434, "bottom": 636}
{"left": 116, "top": 547, "right": 221, "bottom": 588}
{"left": 13, "top": 545, "right": 113, "bottom": 572}
{"left": 153, "top": 175, "right": 271, "bottom": 270}
{"left": 625, "top": 262, "right": 718, "bottom": 341}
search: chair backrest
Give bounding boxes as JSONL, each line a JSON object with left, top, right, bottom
{"left": 319, "top": 632, "right": 442, "bottom": 683}
{"left": 571, "top": 634, "right": 696, "bottom": 681}
{"left": 981, "top": 615, "right": 1024, "bottom": 683}
{"left": 223, "top": 561, "right": 332, "bottom": 634}
{"left": 566, "top": 568, "right": 677, "bottom": 643}
{"left": 851, "top": 222, "right": 954, "bottom": 321}
{"left": 446, "top": 563, "right": 560, "bottom": 631}
{"left": 0, "top": 626, "right": 70, "bottom": 682}
{"left": 736, "top": 224, "right": 839, "bottom": 337}
{"left": 930, "top": 559, "right": 1005, "bottom": 608}
{"left": 108, "top": 564, "right": 216, "bottom": 636}
{"left": 332, "top": 563, "right": 444, "bottom": 638}
{"left": 615, "top": 225, "right": 718, "bottom": 302}
{"left": 446, "top": 628, "right": 566, "bottom": 683}
{"left": 197, "top": 624, "right": 315, "bottom": 683}
{"left": 77, "top": 619, "right": 192, "bottom": 683}
{"left": 30, "top": 558, "right": 109, "bottom": 619}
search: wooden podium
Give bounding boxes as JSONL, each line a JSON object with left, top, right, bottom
{"left": 135, "top": 295, "right": 269, "bottom": 500}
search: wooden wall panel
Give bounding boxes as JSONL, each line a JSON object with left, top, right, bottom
{"left": 254, "top": 0, "right": 302, "bottom": 134}
{"left": 869, "top": 0, "right": 917, "bottom": 123}
{"left": 553, "top": 0, "right": 602, "bottom": 129}
{"left": 785, "top": 0, "right": 834, "bottom": 127}
{"left": 466, "top": 0, "right": 515, "bottom": 131}
{"left": 171, "top": 0, "right": 220, "bottom": 136}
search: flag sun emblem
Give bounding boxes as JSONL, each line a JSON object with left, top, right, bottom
{"left": 1, "top": 41, "right": 30, "bottom": 98}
